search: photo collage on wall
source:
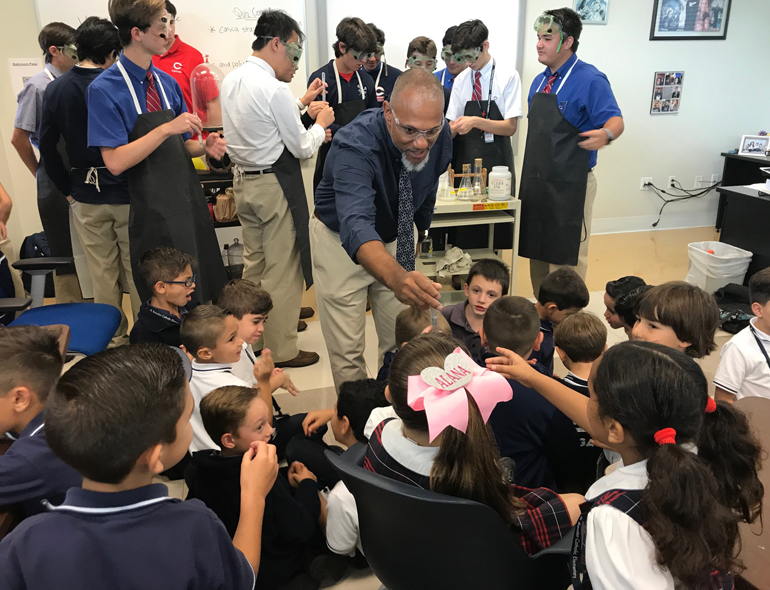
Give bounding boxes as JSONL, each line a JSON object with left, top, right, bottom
{"left": 650, "top": 71, "right": 684, "bottom": 115}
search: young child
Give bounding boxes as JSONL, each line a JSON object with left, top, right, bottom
{"left": 614, "top": 284, "right": 652, "bottom": 339}
{"left": 553, "top": 312, "right": 607, "bottom": 493}
{"left": 366, "top": 332, "right": 583, "bottom": 558}
{"left": 714, "top": 267, "right": 770, "bottom": 402}
{"left": 603, "top": 276, "right": 646, "bottom": 330}
{"left": 130, "top": 246, "right": 197, "bottom": 346}
{"left": 531, "top": 268, "right": 590, "bottom": 376}
{"left": 440, "top": 259, "right": 509, "bottom": 361}
{"left": 481, "top": 296, "right": 580, "bottom": 489}
{"left": 632, "top": 281, "right": 720, "bottom": 358}
{"left": 0, "top": 326, "right": 81, "bottom": 518}
{"left": 190, "top": 383, "right": 324, "bottom": 590}
{"left": 487, "top": 341, "right": 762, "bottom": 589}
{"left": 0, "top": 343, "right": 278, "bottom": 587}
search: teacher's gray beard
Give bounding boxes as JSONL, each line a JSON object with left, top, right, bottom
{"left": 401, "top": 152, "right": 430, "bottom": 173}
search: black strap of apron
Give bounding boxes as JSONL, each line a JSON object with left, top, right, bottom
{"left": 750, "top": 325, "right": 770, "bottom": 371}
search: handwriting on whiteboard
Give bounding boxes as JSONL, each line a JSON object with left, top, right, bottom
{"left": 233, "top": 7, "right": 261, "bottom": 21}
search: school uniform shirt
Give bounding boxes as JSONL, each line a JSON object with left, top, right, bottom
{"left": 446, "top": 58, "right": 523, "bottom": 123}
{"left": 529, "top": 318, "right": 555, "bottom": 376}
{"left": 307, "top": 60, "right": 378, "bottom": 136}
{"left": 0, "top": 412, "right": 81, "bottom": 517}
{"left": 222, "top": 56, "right": 326, "bottom": 169}
{"left": 326, "top": 478, "right": 361, "bottom": 556}
{"left": 359, "top": 62, "right": 402, "bottom": 104}
{"left": 39, "top": 65, "right": 129, "bottom": 205}
{"left": 0, "top": 483, "right": 254, "bottom": 589}
{"left": 713, "top": 317, "right": 770, "bottom": 400}
{"left": 231, "top": 341, "right": 258, "bottom": 386}
{"left": 363, "top": 405, "right": 398, "bottom": 441}
{"left": 526, "top": 53, "right": 622, "bottom": 170}
{"left": 434, "top": 68, "right": 458, "bottom": 91}
{"left": 377, "top": 349, "right": 397, "bottom": 382}
{"left": 153, "top": 36, "right": 205, "bottom": 114}
{"left": 14, "top": 64, "right": 63, "bottom": 149}
{"left": 441, "top": 301, "right": 484, "bottom": 361}
{"left": 87, "top": 53, "right": 190, "bottom": 151}
{"left": 129, "top": 301, "right": 189, "bottom": 347}
{"left": 190, "top": 360, "right": 249, "bottom": 452}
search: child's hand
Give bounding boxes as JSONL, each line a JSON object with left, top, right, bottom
{"left": 485, "top": 347, "right": 539, "bottom": 387}
{"left": 302, "top": 409, "right": 334, "bottom": 436}
{"left": 287, "top": 461, "right": 317, "bottom": 487}
{"left": 253, "top": 348, "right": 275, "bottom": 384}
{"left": 270, "top": 368, "right": 299, "bottom": 396}
{"left": 240, "top": 441, "right": 278, "bottom": 501}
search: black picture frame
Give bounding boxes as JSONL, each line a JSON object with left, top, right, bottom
{"left": 650, "top": 0, "right": 731, "bottom": 41}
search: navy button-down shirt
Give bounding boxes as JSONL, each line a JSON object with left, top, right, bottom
{"left": 526, "top": 53, "right": 622, "bottom": 170}
{"left": 314, "top": 108, "right": 453, "bottom": 262}
{"left": 529, "top": 318, "right": 555, "bottom": 377}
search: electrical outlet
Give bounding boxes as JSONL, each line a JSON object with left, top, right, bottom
{"left": 640, "top": 177, "right": 653, "bottom": 190}
{"left": 668, "top": 176, "right": 677, "bottom": 188}
{"left": 711, "top": 174, "right": 720, "bottom": 184}
{"left": 694, "top": 175, "right": 703, "bottom": 188}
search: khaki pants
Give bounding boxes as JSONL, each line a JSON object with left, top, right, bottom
{"left": 234, "top": 173, "right": 304, "bottom": 363}
{"left": 529, "top": 171, "right": 597, "bottom": 297}
{"left": 311, "top": 217, "right": 406, "bottom": 392}
{"left": 70, "top": 201, "right": 140, "bottom": 346}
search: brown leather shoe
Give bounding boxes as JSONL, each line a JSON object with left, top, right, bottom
{"left": 299, "top": 306, "right": 315, "bottom": 320}
{"left": 297, "top": 320, "right": 308, "bottom": 332}
{"left": 275, "top": 350, "right": 320, "bottom": 368}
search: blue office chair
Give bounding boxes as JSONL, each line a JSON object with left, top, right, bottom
{"left": 325, "top": 447, "right": 572, "bottom": 590}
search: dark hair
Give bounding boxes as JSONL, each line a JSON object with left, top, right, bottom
{"left": 252, "top": 9, "right": 304, "bottom": 52}
{"left": 451, "top": 19, "right": 488, "bottom": 53}
{"left": 537, "top": 268, "right": 589, "bottom": 310}
{"left": 554, "top": 311, "right": 607, "bottom": 363}
{"left": 483, "top": 296, "right": 540, "bottom": 357}
{"left": 333, "top": 17, "right": 377, "bottom": 58}
{"left": 466, "top": 258, "right": 509, "bottom": 295}
{"left": 180, "top": 305, "right": 232, "bottom": 358}
{"left": 614, "top": 284, "right": 653, "bottom": 329}
{"left": 139, "top": 246, "right": 195, "bottom": 291}
{"left": 593, "top": 342, "right": 740, "bottom": 586}
{"left": 395, "top": 306, "right": 451, "bottom": 345}
{"left": 45, "top": 344, "right": 187, "bottom": 483}
{"left": 367, "top": 22, "right": 385, "bottom": 46}
{"left": 38, "top": 22, "right": 76, "bottom": 63}
{"left": 218, "top": 279, "right": 273, "bottom": 319}
{"left": 108, "top": 0, "right": 166, "bottom": 47}
{"left": 337, "top": 379, "right": 389, "bottom": 442}
{"left": 605, "top": 276, "right": 646, "bottom": 301}
{"left": 636, "top": 282, "right": 719, "bottom": 358}
{"left": 388, "top": 332, "right": 526, "bottom": 523}
{"left": 543, "top": 8, "right": 583, "bottom": 52}
{"left": 0, "top": 326, "right": 63, "bottom": 402}
{"left": 749, "top": 267, "right": 770, "bottom": 306}
{"left": 442, "top": 25, "right": 458, "bottom": 47}
{"left": 75, "top": 17, "right": 121, "bottom": 65}
{"left": 164, "top": 1, "right": 176, "bottom": 17}
{"left": 201, "top": 385, "right": 260, "bottom": 446}
{"left": 406, "top": 36, "right": 436, "bottom": 59}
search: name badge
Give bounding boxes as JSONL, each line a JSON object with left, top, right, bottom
{"left": 484, "top": 132, "right": 494, "bottom": 144}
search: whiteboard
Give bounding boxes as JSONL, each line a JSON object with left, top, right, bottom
{"left": 33, "top": 0, "right": 310, "bottom": 96}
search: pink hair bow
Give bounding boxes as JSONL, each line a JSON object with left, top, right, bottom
{"left": 407, "top": 347, "right": 513, "bottom": 442}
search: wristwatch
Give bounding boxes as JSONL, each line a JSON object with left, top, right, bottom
{"left": 603, "top": 128, "right": 614, "bottom": 144}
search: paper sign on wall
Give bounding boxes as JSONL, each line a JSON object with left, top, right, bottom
{"left": 8, "top": 58, "right": 43, "bottom": 97}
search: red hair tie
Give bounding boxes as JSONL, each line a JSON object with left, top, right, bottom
{"left": 654, "top": 427, "right": 677, "bottom": 446}
{"left": 705, "top": 397, "right": 717, "bottom": 414}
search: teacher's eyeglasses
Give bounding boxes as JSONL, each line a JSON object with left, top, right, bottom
{"left": 163, "top": 274, "right": 196, "bottom": 288}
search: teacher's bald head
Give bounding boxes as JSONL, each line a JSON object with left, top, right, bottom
{"left": 389, "top": 68, "right": 445, "bottom": 112}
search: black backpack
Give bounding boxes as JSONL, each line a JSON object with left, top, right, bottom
{"left": 19, "top": 232, "right": 56, "bottom": 298}
{"left": 713, "top": 283, "right": 752, "bottom": 335}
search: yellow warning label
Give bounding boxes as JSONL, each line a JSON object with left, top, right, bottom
{"left": 472, "top": 202, "right": 509, "bottom": 211}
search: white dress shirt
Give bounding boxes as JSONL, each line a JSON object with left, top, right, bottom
{"left": 446, "top": 56, "right": 523, "bottom": 122}
{"left": 714, "top": 317, "right": 770, "bottom": 400}
{"left": 325, "top": 480, "right": 361, "bottom": 556}
{"left": 221, "top": 56, "right": 326, "bottom": 169}
{"left": 231, "top": 341, "right": 258, "bottom": 387}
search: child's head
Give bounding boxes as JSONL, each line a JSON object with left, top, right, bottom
{"left": 614, "top": 284, "right": 653, "bottom": 333}
{"left": 536, "top": 268, "right": 590, "bottom": 324}
{"left": 200, "top": 385, "right": 274, "bottom": 455}
{"left": 180, "top": 305, "right": 243, "bottom": 363}
{"left": 108, "top": 0, "right": 169, "bottom": 53}
{"left": 749, "top": 268, "right": 770, "bottom": 327}
{"left": 217, "top": 279, "right": 273, "bottom": 344}
{"left": 553, "top": 311, "right": 607, "bottom": 366}
{"left": 604, "top": 276, "right": 646, "bottom": 329}
{"left": 633, "top": 281, "right": 719, "bottom": 358}
{"left": 463, "top": 259, "right": 509, "bottom": 321}
{"left": 333, "top": 379, "right": 389, "bottom": 445}
{"left": 0, "top": 326, "right": 63, "bottom": 433}
{"left": 395, "top": 307, "right": 451, "bottom": 346}
{"left": 481, "top": 296, "right": 542, "bottom": 358}
{"left": 45, "top": 344, "right": 192, "bottom": 484}
{"left": 139, "top": 246, "right": 196, "bottom": 308}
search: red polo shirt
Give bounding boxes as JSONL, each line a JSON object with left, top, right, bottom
{"left": 153, "top": 36, "right": 204, "bottom": 113}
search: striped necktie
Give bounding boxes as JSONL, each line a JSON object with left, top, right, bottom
{"left": 146, "top": 71, "right": 162, "bottom": 112}
{"left": 543, "top": 73, "right": 558, "bottom": 94}
{"left": 396, "top": 166, "right": 415, "bottom": 272}
{"left": 472, "top": 70, "right": 482, "bottom": 102}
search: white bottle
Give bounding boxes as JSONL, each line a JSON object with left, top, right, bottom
{"left": 488, "top": 166, "right": 512, "bottom": 201}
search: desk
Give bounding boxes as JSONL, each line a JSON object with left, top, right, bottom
{"left": 717, "top": 185, "right": 770, "bottom": 283}
{"left": 716, "top": 153, "right": 770, "bottom": 229}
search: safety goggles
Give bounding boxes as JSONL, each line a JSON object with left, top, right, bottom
{"left": 534, "top": 13, "right": 565, "bottom": 52}
{"left": 349, "top": 47, "right": 375, "bottom": 62}
{"left": 392, "top": 109, "right": 444, "bottom": 141}
{"left": 373, "top": 43, "right": 384, "bottom": 57}
{"left": 451, "top": 47, "right": 481, "bottom": 64}
{"left": 58, "top": 44, "right": 78, "bottom": 60}
{"left": 441, "top": 45, "right": 453, "bottom": 62}
{"left": 163, "top": 274, "right": 196, "bottom": 288}
{"left": 260, "top": 37, "right": 303, "bottom": 70}
{"left": 148, "top": 14, "right": 172, "bottom": 39}
{"left": 408, "top": 54, "right": 437, "bottom": 72}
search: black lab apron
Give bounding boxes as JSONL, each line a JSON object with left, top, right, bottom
{"left": 117, "top": 59, "right": 227, "bottom": 303}
{"left": 518, "top": 59, "right": 590, "bottom": 266}
{"left": 312, "top": 62, "right": 367, "bottom": 191}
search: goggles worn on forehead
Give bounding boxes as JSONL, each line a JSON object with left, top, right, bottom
{"left": 349, "top": 47, "right": 375, "bottom": 62}
{"left": 408, "top": 54, "right": 437, "bottom": 72}
{"left": 58, "top": 44, "right": 78, "bottom": 60}
{"left": 452, "top": 47, "right": 481, "bottom": 64}
{"left": 441, "top": 45, "right": 453, "bottom": 62}
{"left": 534, "top": 13, "right": 564, "bottom": 52}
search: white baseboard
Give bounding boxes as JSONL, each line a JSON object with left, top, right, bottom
{"left": 591, "top": 210, "right": 717, "bottom": 235}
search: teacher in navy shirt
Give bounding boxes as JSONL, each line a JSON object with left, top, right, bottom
{"left": 519, "top": 8, "right": 624, "bottom": 297}
{"left": 312, "top": 68, "right": 452, "bottom": 392}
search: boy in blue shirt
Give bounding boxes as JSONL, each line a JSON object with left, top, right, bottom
{"left": 0, "top": 343, "right": 277, "bottom": 588}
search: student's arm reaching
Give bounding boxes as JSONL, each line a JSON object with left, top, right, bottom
{"left": 253, "top": 349, "right": 279, "bottom": 423}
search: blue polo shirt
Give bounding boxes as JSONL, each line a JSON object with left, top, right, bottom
{"left": 87, "top": 53, "right": 190, "bottom": 150}
{"left": 314, "top": 108, "right": 453, "bottom": 262}
{"left": 526, "top": 53, "right": 622, "bottom": 170}
{"left": 0, "top": 412, "right": 81, "bottom": 517}
{"left": 0, "top": 483, "right": 254, "bottom": 589}
{"left": 434, "top": 68, "right": 457, "bottom": 91}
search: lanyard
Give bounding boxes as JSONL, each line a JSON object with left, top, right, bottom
{"left": 475, "top": 59, "right": 496, "bottom": 119}
{"left": 750, "top": 324, "right": 770, "bottom": 371}
{"left": 535, "top": 57, "right": 580, "bottom": 94}
{"left": 332, "top": 60, "right": 365, "bottom": 107}
{"left": 116, "top": 58, "right": 171, "bottom": 115}
{"left": 44, "top": 67, "right": 55, "bottom": 82}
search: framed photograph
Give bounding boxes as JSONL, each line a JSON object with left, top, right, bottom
{"left": 739, "top": 135, "right": 770, "bottom": 157}
{"left": 574, "top": 0, "right": 609, "bottom": 25}
{"left": 650, "top": 71, "right": 684, "bottom": 115}
{"left": 650, "top": 0, "right": 731, "bottom": 40}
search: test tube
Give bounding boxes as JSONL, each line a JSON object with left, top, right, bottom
{"left": 322, "top": 72, "right": 327, "bottom": 102}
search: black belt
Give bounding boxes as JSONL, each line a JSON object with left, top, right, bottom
{"left": 243, "top": 168, "right": 274, "bottom": 175}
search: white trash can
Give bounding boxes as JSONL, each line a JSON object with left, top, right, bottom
{"left": 685, "top": 241, "right": 753, "bottom": 293}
